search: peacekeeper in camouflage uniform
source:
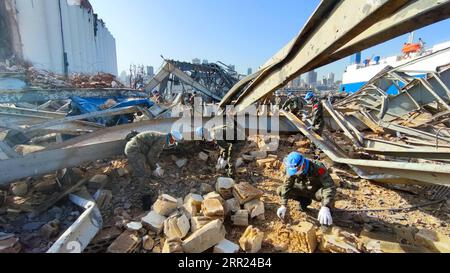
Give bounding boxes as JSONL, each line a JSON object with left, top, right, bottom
{"left": 124, "top": 130, "right": 184, "bottom": 183}
{"left": 276, "top": 152, "right": 336, "bottom": 226}
{"left": 305, "top": 92, "right": 325, "bottom": 135}
{"left": 282, "top": 93, "right": 305, "bottom": 117}
{"left": 195, "top": 122, "right": 246, "bottom": 178}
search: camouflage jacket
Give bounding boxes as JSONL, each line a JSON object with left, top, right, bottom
{"left": 125, "top": 131, "right": 167, "bottom": 164}
{"left": 280, "top": 160, "right": 336, "bottom": 207}
{"left": 282, "top": 97, "right": 305, "bottom": 112}
{"left": 311, "top": 99, "right": 324, "bottom": 128}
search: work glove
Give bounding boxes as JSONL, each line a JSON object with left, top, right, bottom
{"left": 277, "top": 206, "right": 287, "bottom": 220}
{"left": 153, "top": 164, "right": 164, "bottom": 178}
{"left": 216, "top": 157, "right": 228, "bottom": 170}
{"left": 318, "top": 206, "right": 333, "bottom": 226}
{"left": 302, "top": 113, "right": 308, "bottom": 121}
{"left": 306, "top": 126, "right": 312, "bottom": 130}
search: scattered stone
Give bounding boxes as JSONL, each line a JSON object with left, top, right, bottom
{"left": 164, "top": 213, "right": 190, "bottom": 239}
{"left": 34, "top": 179, "right": 58, "bottom": 194}
{"left": 141, "top": 211, "right": 167, "bottom": 234}
{"left": 239, "top": 226, "right": 264, "bottom": 253}
{"left": 203, "top": 192, "right": 224, "bottom": 203}
{"left": 318, "top": 232, "right": 360, "bottom": 253}
{"left": 183, "top": 193, "right": 203, "bottom": 219}
{"left": 0, "top": 233, "right": 21, "bottom": 253}
{"left": 414, "top": 229, "right": 450, "bottom": 253}
{"left": 256, "top": 158, "right": 276, "bottom": 168}
{"left": 152, "top": 194, "right": 178, "bottom": 216}
{"left": 14, "top": 145, "right": 45, "bottom": 155}
{"left": 10, "top": 181, "right": 28, "bottom": 197}
{"left": 182, "top": 219, "right": 226, "bottom": 253}
{"left": 224, "top": 198, "right": 240, "bottom": 216}
{"left": 233, "top": 183, "right": 264, "bottom": 205}
{"left": 291, "top": 222, "right": 317, "bottom": 253}
{"left": 107, "top": 230, "right": 141, "bottom": 253}
{"left": 162, "top": 237, "right": 184, "bottom": 253}
{"left": 200, "top": 183, "right": 214, "bottom": 194}
{"left": 242, "top": 154, "right": 255, "bottom": 161}
{"left": 39, "top": 219, "right": 60, "bottom": 240}
{"left": 360, "top": 231, "right": 430, "bottom": 253}
{"left": 202, "top": 199, "right": 224, "bottom": 219}
{"left": 191, "top": 216, "right": 215, "bottom": 232}
{"left": 235, "top": 158, "right": 244, "bottom": 168}
{"left": 244, "top": 199, "right": 265, "bottom": 218}
{"left": 216, "top": 177, "right": 235, "bottom": 199}
{"left": 94, "top": 189, "right": 112, "bottom": 210}
{"left": 329, "top": 173, "right": 341, "bottom": 187}
{"left": 214, "top": 239, "right": 240, "bottom": 253}
{"left": 88, "top": 174, "right": 109, "bottom": 190}
{"left": 176, "top": 158, "right": 188, "bottom": 168}
{"left": 250, "top": 151, "right": 267, "bottom": 160}
{"left": 231, "top": 210, "right": 249, "bottom": 226}
{"left": 152, "top": 245, "right": 161, "bottom": 253}
{"left": 126, "top": 222, "right": 143, "bottom": 232}
{"left": 142, "top": 235, "right": 155, "bottom": 251}
{"left": 198, "top": 152, "right": 209, "bottom": 161}
{"left": 117, "top": 168, "right": 129, "bottom": 177}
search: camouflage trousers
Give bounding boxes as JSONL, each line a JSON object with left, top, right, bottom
{"left": 276, "top": 186, "right": 334, "bottom": 210}
{"left": 218, "top": 142, "right": 243, "bottom": 178}
{"left": 124, "top": 145, "right": 153, "bottom": 180}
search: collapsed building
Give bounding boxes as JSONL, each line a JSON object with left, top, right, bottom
{"left": 0, "top": 0, "right": 450, "bottom": 253}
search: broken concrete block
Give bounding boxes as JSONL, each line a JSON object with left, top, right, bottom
{"left": 198, "top": 152, "right": 209, "bottom": 161}
{"left": 107, "top": 230, "right": 141, "bottom": 253}
{"left": 175, "top": 158, "right": 188, "bottom": 168}
{"left": 200, "top": 183, "right": 214, "bottom": 194}
{"left": 318, "top": 233, "right": 360, "bottom": 253}
{"left": 182, "top": 219, "right": 226, "bottom": 253}
{"left": 291, "top": 222, "right": 317, "bottom": 253}
{"left": 214, "top": 239, "right": 240, "bottom": 253}
{"left": 330, "top": 173, "right": 341, "bottom": 187}
{"left": 162, "top": 237, "right": 184, "bottom": 253}
{"left": 184, "top": 193, "right": 203, "bottom": 208}
{"left": 224, "top": 198, "right": 240, "bottom": 216}
{"left": 216, "top": 177, "right": 235, "bottom": 199}
{"left": 250, "top": 151, "right": 267, "bottom": 160}
{"left": 203, "top": 192, "right": 225, "bottom": 204}
{"left": 414, "top": 229, "right": 450, "bottom": 253}
{"left": 34, "top": 179, "right": 58, "bottom": 194}
{"left": 231, "top": 210, "right": 249, "bottom": 226}
{"left": 39, "top": 219, "right": 60, "bottom": 240}
{"left": 256, "top": 158, "right": 276, "bottom": 168}
{"left": 142, "top": 235, "right": 155, "bottom": 251}
{"left": 152, "top": 194, "right": 178, "bottom": 216}
{"left": 164, "top": 213, "right": 190, "bottom": 239}
{"left": 94, "top": 189, "right": 112, "bottom": 210}
{"left": 243, "top": 199, "right": 265, "bottom": 218}
{"left": 88, "top": 174, "right": 109, "bottom": 190}
{"left": 116, "top": 168, "right": 129, "bottom": 177}
{"left": 202, "top": 198, "right": 224, "bottom": 219}
{"left": 242, "top": 154, "right": 255, "bottom": 161}
{"left": 10, "top": 182, "right": 28, "bottom": 197}
{"left": 233, "top": 183, "right": 264, "bottom": 205}
{"left": 126, "top": 222, "right": 143, "bottom": 232}
{"left": 239, "top": 226, "right": 264, "bottom": 253}
{"left": 360, "top": 231, "right": 430, "bottom": 253}
{"left": 0, "top": 233, "right": 21, "bottom": 253}
{"left": 14, "top": 145, "right": 45, "bottom": 155}
{"left": 190, "top": 216, "right": 215, "bottom": 232}
{"left": 141, "top": 211, "right": 167, "bottom": 234}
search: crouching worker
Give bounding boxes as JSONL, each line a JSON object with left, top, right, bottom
{"left": 124, "top": 130, "right": 184, "bottom": 183}
{"left": 276, "top": 152, "right": 336, "bottom": 226}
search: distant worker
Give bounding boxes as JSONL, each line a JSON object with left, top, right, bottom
{"left": 305, "top": 92, "right": 324, "bottom": 135}
{"left": 124, "top": 130, "right": 184, "bottom": 183}
{"left": 276, "top": 152, "right": 337, "bottom": 226}
{"left": 274, "top": 91, "right": 282, "bottom": 108}
{"left": 195, "top": 123, "right": 245, "bottom": 178}
{"left": 282, "top": 92, "right": 305, "bottom": 118}
{"left": 188, "top": 91, "right": 197, "bottom": 107}
{"left": 152, "top": 90, "right": 163, "bottom": 104}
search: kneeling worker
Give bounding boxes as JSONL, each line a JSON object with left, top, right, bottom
{"left": 277, "top": 152, "right": 336, "bottom": 226}
{"left": 124, "top": 130, "right": 184, "bottom": 183}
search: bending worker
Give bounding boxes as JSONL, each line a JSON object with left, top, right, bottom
{"left": 277, "top": 152, "right": 337, "bottom": 226}
{"left": 282, "top": 92, "right": 305, "bottom": 118}
{"left": 305, "top": 92, "right": 324, "bottom": 135}
{"left": 124, "top": 130, "right": 184, "bottom": 183}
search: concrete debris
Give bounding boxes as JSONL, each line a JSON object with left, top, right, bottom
{"left": 107, "top": 230, "right": 141, "bottom": 253}
{"left": 33, "top": 179, "right": 58, "bottom": 194}
{"left": 250, "top": 151, "right": 267, "bottom": 160}
{"left": 182, "top": 219, "right": 226, "bottom": 253}
{"left": 214, "top": 239, "right": 240, "bottom": 253}
{"left": 14, "top": 145, "right": 45, "bottom": 155}
{"left": 152, "top": 194, "right": 178, "bottom": 216}
{"left": 233, "top": 183, "right": 264, "bottom": 205}
{"left": 85, "top": 227, "right": 122, "bottom": 253}
{"left": 175, "top": 158, "right": 188, "bottom": 168}
{"left": 164, "top": 213, "right": 190, "bottom": 239}
{"left": 242, "top": 154, "right": 255, "bottom": 161}
{"left": 414, "top": 229, "right": 450, "bottom": 253}
{"left": 216, "top": 177, "right": 235, "bottom": 199}
{"left": 10, "top": 181, "right": 28, "bottom": 197}
{"left": 239, "top": 226, "right": 264, "bottom": 253}
{"left": 243, "top": 199, "right": 265, "bottom": 219}
{"left": 317, "top": 229, "right": 360, "bottom": 253}
{"left": 203, "top": 192, "right": 224, "bottom": 204}
{"left": 224, "top": 198, "right": 240, "bottom": 216}
{"left": 142, "top": 235, "right": 155, "bottom": 251}
{"left": 0, "top": 233, "right": 22, "bottom": 253}
{"left": 162, "top": 237, "right": 184, "bottom": 253}
{"left": 359, "top": 231, "right": 430, "bottom": 253}
{"left": 201, "top": 198, "right": 224, "bottom": 220}
{"left": 88, "top": 174, "right": 109, "bottom": 190}
{"left": 183, "top": 193, "right": 203, "bottom": 219}
{"left": 126, "top": 222, "right": 143, "bottom": 232}
{"left": 235, "top": 158, "right": 244, "bottom": 168}
{"left": 256, "top": 158, "right": 276, "bottom": 168}
{"left": 231, "top": 210, "right": 249, "bottom": 226}
{"left": 291, "top": 222, "right": 318, "bottom": 253}
{"left": 39, "top": 219, "right": 60, "bottom": 240}
{"left": 200, "top": 183, "right": 214, "bottom": 194}
{"left": 141, "top": 211, "right": 167, "bottom": 235}
{"left": 94, "top": 189, "right": 112, "bottom": 210}
{"left": 198, "top": 152, "right": 209, "bottom": 162}
{"left": 116, "top": 168, "right": 129, "bottom": 177}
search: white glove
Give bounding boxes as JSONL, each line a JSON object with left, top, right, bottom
{"left": 277, "top": 206, "right": 287, "bottom": 220}
{"left": 216, "top": 157, "right": 228, "bottom": 170}
{"left": 307, "top": 126, "right": 312, "bottom": 130}
{"left": 153, "top": 164, "right": 164, "bottom": 177}
{"left": 318, "top": 206, "right": 333, "bottom": 226}
{"left": 302, "top": 113, "right": 308, "bottom": 120}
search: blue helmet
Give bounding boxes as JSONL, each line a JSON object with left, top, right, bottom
{"left": 287, "top": 92, "right": 294, "bottom": 97}
{"left": 284, "top": 152, "right": 310, "bottom": 177}
{"left": 195, "top": 127, "right": 209, "bottom": 140}
{"left": 305, "top": 92, "right": 315, "bottom": 102}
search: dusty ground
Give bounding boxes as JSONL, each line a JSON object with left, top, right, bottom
{"left": 1, "top": 134, "right": 449, "bottom": 253}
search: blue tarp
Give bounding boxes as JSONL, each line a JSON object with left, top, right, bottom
{"left": 68, "top": 96, "right": 154, "bottom": 126}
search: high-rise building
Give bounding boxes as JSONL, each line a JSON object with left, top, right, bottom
{"left": 202, "top": 59, "right": 209, "bottom": 65}
{"left": 292, "top": 75, "right": 302, "bottom": 88}
{"left": 247, "top": 68, "right": 253, "bottom": 75}
{"left": 229, "top": 65, "right": 236, "bottom": 72}
{"left": 192, "top": 58, "right": 201, "bottom": 64}
{"left": 327, "top": 72, "right": 335, "bottom": 85}
{"left": 146, "top": 66, "right": 154, "bottom": 76}
{"left": 306, "top": 70, "right": 318, "bottom": 87}
{"left": 322, "top": 76, "right": 328, "bottom": 86}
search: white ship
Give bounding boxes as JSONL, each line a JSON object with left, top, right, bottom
{"left": 340, "top": 36, "right": 450, "bottom": 94}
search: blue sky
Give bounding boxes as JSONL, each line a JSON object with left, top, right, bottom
{"left": 90, "top": 0, "right": 450, "bottom": 81}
